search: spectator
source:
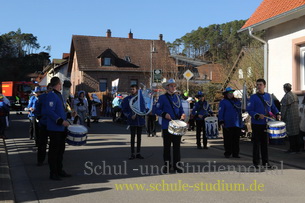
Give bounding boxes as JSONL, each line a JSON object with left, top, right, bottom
{"left": 281, "top": 83, "right": 300, "bottom": 153}
{"left": 74, "top": 91, "right": 89, "bottom": 125}
{"left": 91, "top": 93, "right": 102, "bottom": 123}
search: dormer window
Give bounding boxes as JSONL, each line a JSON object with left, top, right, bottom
{"left": 103, "top": 57, "right": 111, "bottom": 66}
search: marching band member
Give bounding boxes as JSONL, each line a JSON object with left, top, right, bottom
{"left": 247, "top": 79, "right": 281, "bottom": 169}
{"left": 33, "top": 84, "right": 52, "bottom": 166}
{"left": 0, "top": 95, "right": 9, "bottom": 139}
{"left": 122, "top": 84, "right": 145, "bottom": 160}
{"left": 46, "top": 77, "right": 71, "bottom": 180}
{"left": 155, "top": 79, "right": 185, "bottom": 173}
{"left": 218, "top": 87, "right": 243, "bottom": 158}
{"left": 28, "top": 86, "right": 42, "bottom": 142}
{"left": 191, "top": 91, "right": 213, "bottom": 149}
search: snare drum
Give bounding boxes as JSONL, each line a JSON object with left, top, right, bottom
{"left": 267, "top": 121, "right": 286, "bottom": 139}
{"left": 67, "top": 125, "right": 88, "bottom": 146}
{"left": 205, "top": 117, "right": 219, "bottom": 139}
{"left": 168, "top": 120, "right": 187, "bottom": 136}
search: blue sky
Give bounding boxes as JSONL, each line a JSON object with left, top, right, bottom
{"left": 0, "top": 0, "right": 263, "bottom": 60}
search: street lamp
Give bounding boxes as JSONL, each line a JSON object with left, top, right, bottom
{"left": 150, "top": 41, "right": 157, "bottom": 89}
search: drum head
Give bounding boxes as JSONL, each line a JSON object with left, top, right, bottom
{"left": 68, "top": 124, "right": 88, "bottom": 134}
{"left": 171, "top": 120, "right": 187, "bottom": 127}
{"left": 267, "top": 121, "right": 285, "bottom": 127}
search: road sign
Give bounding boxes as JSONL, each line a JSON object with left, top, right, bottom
{"left": 183, "top": 70, "right": 194, "bottom": 80}
{"left": 153, "top": 69, "right": 162, "bottom": 83}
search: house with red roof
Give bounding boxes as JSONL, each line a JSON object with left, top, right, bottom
{"left": 67, "top": 30, "right": 176, "bottom": 95}
{"left": 239, "top": 0, "right": 305, "bottom": 99}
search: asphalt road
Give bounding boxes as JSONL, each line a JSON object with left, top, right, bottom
{"left": 2, "top": 113, "right": 305, "bottom": 203}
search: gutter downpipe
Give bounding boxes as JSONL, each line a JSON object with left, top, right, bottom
{"left": 248, "top": 27, "right": 268, "bottom": 92}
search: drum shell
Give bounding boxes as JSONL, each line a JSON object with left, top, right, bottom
{"left": 267, "top": 121, "right": 286, "bottom": 139}
{"left": 168, "top": 120, "right": 187, "bottom": 136}
{"left": 67, "top": 125, "right": 88, "bottom": 146}
{"left": 205, "top": 117, "right": 219, "bottom": 138}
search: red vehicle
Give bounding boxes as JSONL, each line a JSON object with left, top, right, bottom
{"left": 1, "top": 81, "right": 37, "bottom": 110}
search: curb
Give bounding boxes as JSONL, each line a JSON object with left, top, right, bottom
{"left": 0, "top": 138, "right": 15, "bottom": 203}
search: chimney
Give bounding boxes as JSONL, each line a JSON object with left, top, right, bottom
{"left": 159, "top": 34, "right": 163, "bottom": 41}
{"left": 128, "top": 30, "right": 133, "bottom": 39}
{"left": 106, "top": 29, "right": 111, "bottom": 38}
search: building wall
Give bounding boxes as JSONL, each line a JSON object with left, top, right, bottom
{"left": 70, "top": 52, "right": 82, "bottom": 95}
{"left": 82, "top": 71, "right": 150, "bottom": 93}
{"left": 266, "top": 15, "right": 305, "bottom": 99}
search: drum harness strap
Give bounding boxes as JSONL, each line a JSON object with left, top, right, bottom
{"left": 256, "top": 93, "right": 272, "bottom": 116}
{"left": 165, "top": 94, "right": 180, "bottom": 120}
{"left": 227, "top": 99, "right": 242, "bottom": 125}
{"left": 195, "top": 101, "right": 209, "bottom": 119}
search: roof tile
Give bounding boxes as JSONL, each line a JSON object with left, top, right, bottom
{"left": 241, "top": 0, "right": 305, "bottom": 29}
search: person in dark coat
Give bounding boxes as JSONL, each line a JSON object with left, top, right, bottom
{"left": 281, "top": 83, "right": 300, "bottom": 153}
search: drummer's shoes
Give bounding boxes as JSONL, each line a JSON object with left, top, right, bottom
{"left": 129, "top": 154, "right": 136, "bottom": 160}
{"left": 285, "top": 149, "right": 297, "bottom": 154}
{"left": 37, "top": 162, "right": 43, "bottom": 167}
{"left": 136, "top": 154, "right": 144, "bottom": 159}
{"left": 174, "top": 168, "right": 183, "bottom": 173}
{"left": 262, "top": 163, "right": 273, "bottom": 169}
{"left": 162, "top": 166, "right": 169, "bottom": 174}
{"left": 50, "top": 174, "right": 62, "bottom": 181}
{"left": 197, "top": 146, "right": 203, "bottom": 149}
{"left": 59, "top": 170, "right": 72, "bottom": 178}
{"left": 203, "top": 146, "right": 208, "bottom": 149}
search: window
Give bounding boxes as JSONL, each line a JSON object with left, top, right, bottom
{"left": 238, "top": 69, "right": 243, "bottom": 79}
{"left": 247, "top": 67, "right": 252, "bottom": 78}
{"left": 99, "top": 79, "right": 107, "bottom": 92}
{"left": 300, "top": 46, "right": 305, "bottom": 90}
{"left": 130, "top": 79, "right": 138, "bottom": 86}
{"left": 103, "top": 58, "right": 111, "bottom": 66}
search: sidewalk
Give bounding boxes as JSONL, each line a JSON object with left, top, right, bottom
{"left": 0, "top": 138, "right": 14, "bottom": 202}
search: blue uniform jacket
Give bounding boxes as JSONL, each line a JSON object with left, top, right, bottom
{"left": 218, "top": 98, "right": 243, "bottom": 128}
{"left": 247, "top": 93, "right": 279, "bottom": 125}
{"left": 155, "top": 93, "right": 184, "bottom": 129}
{"left": 191, "top": 100, "right": 213, "bottom": 120}
{"left": 33, "top": 93, "right": 48, "bottom": 126}
{"left": 46, "top": 90, "right": 67, "bottom": 132}
{"left": 27, "top": 95, "right": 38, "bottom": 118}
{"left": 121, "top": 95, "right": 145, "bottom": 126}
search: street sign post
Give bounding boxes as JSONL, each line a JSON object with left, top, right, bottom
{"left": 183, "top": 70, "right": 194, "bottom": 92}
{"left": 153, "top": 69, "right": 162, "bottom": 83}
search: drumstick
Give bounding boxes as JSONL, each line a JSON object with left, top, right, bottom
{"left": 263, "top": 115, "right": 275, "bottom": 121}
{"left": 171, "top": 119, "right": 179, "bottom": 126}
